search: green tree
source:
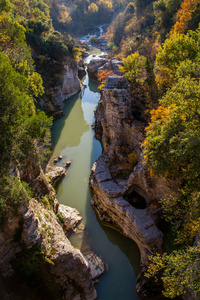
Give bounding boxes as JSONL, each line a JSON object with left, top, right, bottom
{"left": 155, "top": 30, "right": 200, "bottom": 90}
{"left": 153, "top": 0, "right": 182, "bottom": 38}
{"left": 0, "top": 51, "right": 52, "bottom": 223}
{"left": 156, "top": 32, "right": 197, "bottom": 72}
{"left": 143, "top": 76, "right": 200, "bottom": 298}
{"left": 134, "top": 0, "right": 155, "bottom": 14}
{"left": 0, "top": 0, "right": 13, "bottom": 13}
{"left": 120, "top": 51, "right": 146, "bottom": 86}
{"left": 143, "top": 77, "right": 200, "bottom": 181}
{"left": 145, "top": 246, "right": 200, "bottom": 298}
{"left": 0, "top": 52, "right": 51, "bottom": 173}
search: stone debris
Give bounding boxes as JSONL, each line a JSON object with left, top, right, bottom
{"left": 65, "top": 160, "right": 72, "bottom": 168}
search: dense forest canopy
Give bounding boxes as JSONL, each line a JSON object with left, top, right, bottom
{"left": 106, "top": 0, "right": 200, "bottom": 58}
{"left": 0, "top": 0, "right": 83, "bottom": 223}
{"left": 0, "top": 0, "right": 55, "bottom": 224}
{"left": 141, "top": 27, "right": 200, "bottom": 298}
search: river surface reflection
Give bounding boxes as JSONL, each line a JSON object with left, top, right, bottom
{"left": 51, "top": 50, "right": 140, "bottom": 300}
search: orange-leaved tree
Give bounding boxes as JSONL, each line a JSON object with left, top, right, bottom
{"left": 97, "top": 69, "right": 114, "bottom": 90}
{"left": 172, "top": 0, "right": 199, "bottom": 34}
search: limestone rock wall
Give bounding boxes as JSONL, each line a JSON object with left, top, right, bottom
{"left": 0, "top": 158, "right": 104, "bottom": 300}
{"left": 92, "top": 75, "right": 180, "bottom": 207}
{"left": 90, "top": 155, "right": 163, "bottom": 266}
{"left": 36, "top": 57, "right": 81, "bottom": 119}
{"left": 90, "top": 74, "right": 180, "bottom": 298}
{"left": 22, "top": 198, "right": 97, "bottom": 300}
{"left": 93, "top": 75, "right": 142, "bottom": 156}
{"left": 90, "top": 75, "right": 164, "bottom": 262}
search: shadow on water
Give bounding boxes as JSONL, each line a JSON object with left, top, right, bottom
{"left": 82, "top": 128, "right": 141, "bottom": 300}
{"left": 51, "top": 93, "right": 79, "bottom": 148}
{"left": 88, "top": 79, "right": 99, "bottom": 93}
{"left": 51, "top": 92, "right": 89, "bottom": 153}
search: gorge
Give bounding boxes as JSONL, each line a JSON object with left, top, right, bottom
{"left": 50, "top": 48, "right": 141, "bottom": 300}
{"left": 1, "top": 0, "right": 200, "bottom": 298}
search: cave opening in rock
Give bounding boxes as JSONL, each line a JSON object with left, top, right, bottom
{"left": 124, "top": 190, "right": 147, "bottom": 209}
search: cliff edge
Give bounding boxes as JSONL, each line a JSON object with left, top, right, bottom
{"left": 89, "top": 74, "right": 180, "bottom": 298}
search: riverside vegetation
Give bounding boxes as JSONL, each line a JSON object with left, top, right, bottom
{"left": 0, "top": 0, "right": 105, "bottom": 299}
{"left": 104, "top": 0, "right": 200, "bottom": 298}
{"left": 1, "top": 0, "right": 200, "bottom": 299}
{"left": 0, "top": 0, "right": 89, "bottom": 224}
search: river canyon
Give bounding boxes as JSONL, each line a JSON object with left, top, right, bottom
{"left": 50, "top": 47, "right": 141, "bottom": 300}
{"left": 1, "top": 0, "right": 199, "bottom": 298}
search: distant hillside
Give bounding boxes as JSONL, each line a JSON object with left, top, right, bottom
{"left": 51, "top": 0, "right": 133, "bottom": 35}
{"left": 106, "top": 0, "right": 200, "bottom": 59}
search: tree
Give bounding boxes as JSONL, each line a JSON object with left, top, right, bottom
{"left": 142, "top": 76, "right": 200, "bottom": 300}
{"left": 120, "top": 51, "right": 146, "bottom": 86}
{"left": 153, "top": 0, "right": 182, "bottom": 34}
{"left": 97, "top": 69, "right": 114, "bottom": 91}
{"left": 156, "top": 32, "right": 197, "bottom": 73}
{"left": 0, "top": 52, "right": 51, "bottom": 173}
{"left": 172, "top": 0, "right": 199, "bottom": 34}
{"left": 145, "top": 246, "right": 200, "bottom": 298}
{"left": 187, "top": 2, "right": 200, "bottom": 31}
{"left": 0, "top": 0, "right": 13, "bottom": 13}
{"left": 143, "top": 77, "right": 200, "bottom": 181}
{"left": 155, "top": 31, "right": 198, "bottom": 88}
{"left": 134, "top": 0, "right": 154, "bottom": 14}
{"left": 0, "top": 51, "right": 52, "bottom": 222}
{"left": 88, "top": 3, "right": 98, "bottom": 13}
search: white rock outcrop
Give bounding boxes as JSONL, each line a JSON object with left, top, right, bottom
{"left": 58, "top": 204, "right": 82, "bottom": 233}
{"left": 45, "top": 166, "right": 67, "bottom": 187}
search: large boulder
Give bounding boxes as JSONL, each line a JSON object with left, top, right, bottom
{"left": 45, "top": 166, "right": 67, "bottom": 187}
{"left": 0, "top": 153, "right": 105, "bottom": 299}
{"left": 58, "top": 204, "right": 82, "bottom": 233}
{"left": 90, "top": 36, "right": 108, "bottom": 50}
{"left": 0, "top": 195, "right": 105, "bottom": 300}
{"left": 90, "top": 155, "right": 163, "bottom": 266}
{"left": 87, "top": 58, "right": 108, "bottom": 82}
{"left": 21, "top": 199, "right": 97, "bottom": 300}
{"left": 87, "top": 59, "right": 123, "bottom": 83}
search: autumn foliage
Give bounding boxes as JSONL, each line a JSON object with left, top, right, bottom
{"left": 173, "top": 0, "right": 199, "bottom": 33}
{"left": 97, "top": 69, "right": 114, "bottom": 82}
{"left": 97, "top": 69, "right": 114, "bottom": 91}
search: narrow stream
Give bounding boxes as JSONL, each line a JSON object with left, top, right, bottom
{"left": 51, "top": 49, "right": 140, "bottom": 300}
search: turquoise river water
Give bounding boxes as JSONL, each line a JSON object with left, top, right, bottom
{"left": 51, "top": 50, "right": 140, "bottom": 300}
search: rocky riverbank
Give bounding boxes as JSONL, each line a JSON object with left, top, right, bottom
{"left": 89, "top": 66, "right": 180, "bottom": 298}
{"left": 87, "top": 57, "right": 123, "bottom": 83}
{"left": 0, "top": 157, "right": 105, "bottom": 300}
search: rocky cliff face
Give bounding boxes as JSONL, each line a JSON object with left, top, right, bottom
{"left": 87, "top": 58, "right": 123, "bottom": 83}
{"left": 89, "top": 75, "right": 180, "bottom": 298}
{"left": 35, "top": 57, "right": 82, "bottom": 119}
{"left": 0, "top": 156, "right": 105, "bottom": 300}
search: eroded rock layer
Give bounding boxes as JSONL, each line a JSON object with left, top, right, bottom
{"left": 90, "top": 74, "right": 180, "bottom": 298}
{"left": 0, "top": 158, "right": 105, "bottom": 300}
{"left": 37, "top": 57, "right": 81, "bottom": 119}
